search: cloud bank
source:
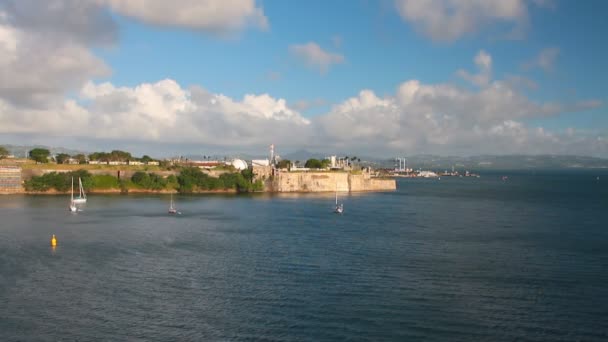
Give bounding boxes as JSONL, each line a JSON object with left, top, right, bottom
{"left": 1, "top": 53, "right": 603, "bottom": 156}
{"left": 0, "top": 2, "right": 605, "bottom": 157}
{"left": 100, "top": 0, "right": 268, "bottom": 33}
{"left": 394, "top": 0, "right": 549, "bottom": 42}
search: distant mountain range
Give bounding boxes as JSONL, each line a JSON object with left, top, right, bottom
{"left": 281, "top": 151, "right": 608, "bottom": 170}
{"left": 373, "top": 154, "right": 608, "bottom": 170}
{"left": 3, "top": 145, "right": 607, "bottom": 169}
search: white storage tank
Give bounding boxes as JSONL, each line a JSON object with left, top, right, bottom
{"left": 231, "top": 159, "right": 248, "bottom": 171}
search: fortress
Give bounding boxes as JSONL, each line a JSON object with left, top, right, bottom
{"left": 271, "top": 171, "right": 395, "bottom": 193}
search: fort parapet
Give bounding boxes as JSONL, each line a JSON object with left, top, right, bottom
{"left": 0, "top": 166, "right": 22, "bottom": 194}
{"left": 273, "top": 171, "right": 396, "bottom": 192}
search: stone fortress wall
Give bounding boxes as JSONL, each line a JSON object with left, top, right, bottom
{"left": 274, "top": 171, "right": 396, "bottom": 192}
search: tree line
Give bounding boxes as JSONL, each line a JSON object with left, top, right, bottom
{"left": 19, "top": 148, "right": 158, "bottom": 164}
{"left": 176, "top": 167, "right": 262, "bottom": 193}
{"left": 23, "top": 170, "right": 118, "bottom": 192}
{"left": 24, "top": 167, "right": 263, "bottom": 193}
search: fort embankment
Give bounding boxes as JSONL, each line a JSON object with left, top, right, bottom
{"left": 272, "top": 171, "right": 396, "bottom": 192}
{"left": 1, "top": 165, "right": 396, "bottom": 194}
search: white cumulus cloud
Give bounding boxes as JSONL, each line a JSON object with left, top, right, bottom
{"left": 1, "top": 78, "right": 313, "bottom": 151}
{"left": 0, "top": 14, "right": 110, "bottom": 108}
{"left": 523, "top": 47, "right": 560, "bottom": 72}
{"left": 395, "top": 0, "right": 535, "bottom": 42}
{"left": 0, "top": 10, "right": 605, "bottom": 157}
{"left": 100, "top": 0, "right": 268, "bottom": 33}
{"left": 457, "top": 49, "right": 493, "bottom": 87}
{"left": 289, "top": 42, "right": 345, "bottom": 74}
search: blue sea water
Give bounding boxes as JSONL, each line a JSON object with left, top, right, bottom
{"left": 1, "top": 170, "right": 607, "bottom": 341}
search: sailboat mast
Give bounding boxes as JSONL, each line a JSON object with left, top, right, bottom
{"left": 78, "top": 177, "right": 85, "bottom": 198}
{"left": 71, "top": 177, "right": 74, "bottom": 201}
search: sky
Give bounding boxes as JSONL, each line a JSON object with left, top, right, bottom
{"left": 0, "top": 0, "right": 607, "bottom": 158}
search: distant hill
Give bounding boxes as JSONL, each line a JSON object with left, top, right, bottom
{"left": 173, "top": 152, "right": 608, "bottom": 170}
{"left": 2, "top": 144, "right": 606, "bottom": 169}
{"left": 281, "top": 149, "right": 327, "bottom": 162}
{"left": 371, "top": 154, "right": 608, "bottom": 170}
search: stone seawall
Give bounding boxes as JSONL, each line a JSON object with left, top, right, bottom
{"left": 0, "top": 166, "right": 21, "bottom": 194}
{"left": 274, "top": 172, "right": 396, "bottom": 192}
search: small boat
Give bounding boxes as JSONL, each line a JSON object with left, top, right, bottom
{"left": 168, "top": 193, "right": 178, "bottom": 214}
{"left": 72, "top": 177, "right": 87, "bottom": 204}
{"left": 69, "top": 177, "right": 77, "bottom": 212}
{"left": 333, "top": 187, "right": 343, "bottom": 214}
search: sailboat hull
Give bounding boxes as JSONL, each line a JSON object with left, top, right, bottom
{"left": 72, "top": 198, "right": 86, "bottom": 204}
{"left": 168, "top": 194, "right": 178, "bottom": 214}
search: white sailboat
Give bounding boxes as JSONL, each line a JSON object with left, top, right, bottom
{"left": 72, "top": 177, "right": 87, "bottom": 204}
{"left": 168, "top": 193, "right": 178, "bottom": 214}
{"left": 69, "top": 177, "right": 77, "bottom": 212}
{"left": 333, "top": 186, "right": 343, "bottom": 214}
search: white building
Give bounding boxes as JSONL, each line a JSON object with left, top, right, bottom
{"left": 252, "top": 159, "right": 270, "bottom": 167}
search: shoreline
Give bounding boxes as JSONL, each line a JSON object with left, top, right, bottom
{"left": 2, "top": 188, "right": 395, "bottom": 195}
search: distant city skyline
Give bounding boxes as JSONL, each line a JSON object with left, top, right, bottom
{"left": 0, "top": 1, "right": 606, "bottom": 157}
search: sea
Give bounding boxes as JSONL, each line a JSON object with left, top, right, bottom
{"left": 1, "top": 170, "right": 607, "bottom": 341}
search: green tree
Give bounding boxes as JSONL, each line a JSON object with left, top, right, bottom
{"left": 24, "top": 170, "right": 92, "bottom": 192}
{"left": 166, "top": 174, "right": 179, "bottom": 190}
{"left": 241, "top": 167, "right": 254, "bottom": 183}
{"left": 305, "top": 158, "right": 323, "bottom": 168}
{"left": 252, "top": 179, "right": 264, "bottom": 191}
{"left": 277, "top": 159, "right": 291, "bottom": 169}
{"left": 131, "top": 171, "right": 151, "bottom": 187}
{"left": 0, "top": 146, "right": 9, "bottom": 159}
{"left": 55, "top": 153, "right": 70, "bottom": 164}
{"left": 141, "top": 155, "right": 153, "bottom": 163}
{"left": 73, "top": 154, "right": 87, "bottom": 164}
{"left": 29, "top": 148, "right": 50, "bottom": 163}
{"left": 130, "top": 171, "right": 167, "bottom": 190}
{"left": 110, "top": 150, "right": 132, "bottom": 161}
{"left": 177, "top": 167, "right": 205, "bottom": 193}
{"left": 88, "top": 152, "right": 109, "bottom": 161}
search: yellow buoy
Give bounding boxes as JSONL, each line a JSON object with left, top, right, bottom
{"left": 51, "top": 234, "right": 57, "bottom": 247}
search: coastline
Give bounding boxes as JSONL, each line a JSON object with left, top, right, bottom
{"left": 5, "top": 188, "right": 395, "bottom": 195}
{"left": 1, "top": 164, "right": 397, "bottom": 195}
{"left": 14, "top": 188, "right": 238, "bottom": 195}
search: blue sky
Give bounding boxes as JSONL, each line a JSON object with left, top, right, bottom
{"left": 0, "top": 0, "right": 606, "bottom": 157}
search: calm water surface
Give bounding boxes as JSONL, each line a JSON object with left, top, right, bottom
{"left": 1, "top": 171, "right": 607, "bottom": 341}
